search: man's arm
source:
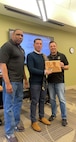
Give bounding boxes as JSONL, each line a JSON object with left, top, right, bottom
{"left": 63, "top": 65, "right": 69, "bottom": 70}
{"left": 60, "top": 62, "right": 69, "bottom": 70}
{"left": 23, "top": 68, "right": 29, "bottom": 89}
{"left": 0, "top": 63, "right": 13, "bottom": 93}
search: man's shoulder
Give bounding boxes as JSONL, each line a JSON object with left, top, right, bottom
{"left": 42, "top": 54, "right": 49, "bottom": 61}
{"left": 47, "top": 54, "right": 51, "bottom": 59}
{"left": 1, "top": 40, "right": 12, "bottom": 47}
{"left": 57, "top": 52, "right": 65, "bottom": 57}
{"left": 27, "top": 51, "right": 34, "bottom": 57}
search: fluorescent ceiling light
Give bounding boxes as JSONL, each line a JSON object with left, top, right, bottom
{"left": 36, "top": 0, "right": 47, "bottom": 21}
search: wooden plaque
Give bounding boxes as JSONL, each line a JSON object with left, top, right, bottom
{"left": 45, "top": 60, "right": 61, "bottom": 73}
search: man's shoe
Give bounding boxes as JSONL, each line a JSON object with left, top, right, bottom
{"left": 48, "top": 115, "right": 56, "bottom": 121}
{"left": 62, "top": 119, "right": 68, "bottom": 126}
{"left": 39, "top": 117, "right": 51, "bottom": 125}
{"left": 15, "top": 124, "right": 25, "bottom": 132}
{"left": 5, "top": 134, "right": 18, "bottom": 142}
{"left": 31, "top": 122, "right": 41, "bottom": 132}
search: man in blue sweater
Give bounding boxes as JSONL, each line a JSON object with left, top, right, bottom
{"left": 27, "top": 38, "right": 52, "bottom": 132}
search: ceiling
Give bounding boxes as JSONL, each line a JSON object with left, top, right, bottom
{"left": 0, "top": 0, "right": 76, "bottom": 33}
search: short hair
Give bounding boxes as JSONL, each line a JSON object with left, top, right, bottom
{"left": 34, "top": 38, "right": 42, "bottom": 43}
{"left": 13, "top": 29, "right": 23, "bottom": 33}
{"left": 49, "top": 41, "right": 57, "bottom": 45}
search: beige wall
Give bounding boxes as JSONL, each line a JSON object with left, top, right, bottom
{"left": 0, "top": 14, "right": 76, "bottom": 88}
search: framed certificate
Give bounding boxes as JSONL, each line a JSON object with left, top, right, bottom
{"left": 45, "top": 60, "right": 61, "bottom": 73}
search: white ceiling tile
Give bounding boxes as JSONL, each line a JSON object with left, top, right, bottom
{"left": 69, "top": 0, "right": 76, "bottom": 12}
{"left": 0, "top": 0, "right": 76, "bottom": 32}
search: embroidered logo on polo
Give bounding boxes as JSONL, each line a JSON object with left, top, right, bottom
{"left": 58, "top": 56, "right": 60, "bottom": 60}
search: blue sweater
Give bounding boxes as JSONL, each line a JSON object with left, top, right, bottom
{"left": 27, "top": 51, "right": 45, "bottom": 85}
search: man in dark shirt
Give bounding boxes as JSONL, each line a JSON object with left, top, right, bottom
{"left": 47, "top": 41, "right": 69, "bottom": 126}
{"left": 27, "top": 38, "right": 52, "bottom": 132}
{"left": 0, "top": 29, "right": 28, "bottom": 142}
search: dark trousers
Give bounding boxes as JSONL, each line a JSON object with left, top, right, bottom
{"left": 30, "top": 84, "right": 47, "bottom": 123}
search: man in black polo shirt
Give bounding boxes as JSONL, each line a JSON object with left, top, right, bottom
{"left": 0, "top": 29, "right": 28, "bottom": 142}
{"left": 47, "top": 41, "right": 69, "bottom": 126}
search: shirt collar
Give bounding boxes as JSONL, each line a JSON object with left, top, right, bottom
{"left": 34, "top": 50, "right": 41, "bottom": 54}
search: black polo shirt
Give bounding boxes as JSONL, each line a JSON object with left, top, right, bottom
{"left": 47, "top": 52, "right": 69, "bottom": 83}
{"left": 0, "top": 39, "right": 25, "bottom": 82}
